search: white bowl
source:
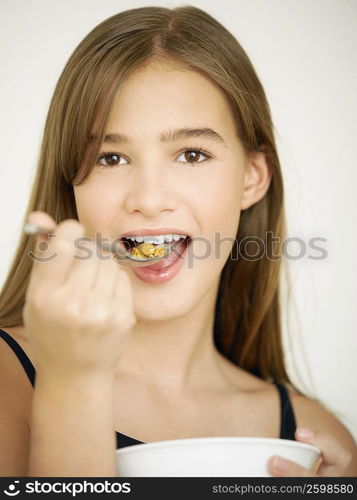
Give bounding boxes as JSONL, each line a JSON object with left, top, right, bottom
{"left": 116, "top": 437, "right": 320, "bottom": 477}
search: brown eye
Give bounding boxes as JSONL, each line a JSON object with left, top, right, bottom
{"left": 97, "top": 153, "right": 128, "bottom": 168}
{"left": 185, "top": 151, "right": 199, "bottom": 162}
{"left": 178, "top": 149, "right": 210, "bottom": 164}
{"left": 104, "top": 154, "right": 119, "bottom": 165}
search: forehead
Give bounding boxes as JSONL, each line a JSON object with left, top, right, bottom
{"left": 105, "top": 60, "right": 238, "bottom": 144}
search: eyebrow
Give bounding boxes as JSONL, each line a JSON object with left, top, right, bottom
{"left": 89, "top": 128, "right": 228, "bottom": 147}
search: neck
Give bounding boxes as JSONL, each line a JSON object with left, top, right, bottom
{"left": 115, "top": 284, "right": 229, "bottom": 395}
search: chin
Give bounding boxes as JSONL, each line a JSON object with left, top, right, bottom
{"left": 133, "top": 294, "right": 195, "bottom": 322}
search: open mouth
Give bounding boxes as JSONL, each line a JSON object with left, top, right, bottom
{"left": 120, "top": 235, "right": 191, "bottom": 259}
{"left": 118, "top": 235, "right": 193, "bottom": 283}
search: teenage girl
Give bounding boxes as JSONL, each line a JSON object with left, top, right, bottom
{"left": 0, "top": 6, "right": 356, "bottom": 477}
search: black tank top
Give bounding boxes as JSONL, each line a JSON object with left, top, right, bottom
{"left": 0, "top": 328, "right": 297, "bottom": 448}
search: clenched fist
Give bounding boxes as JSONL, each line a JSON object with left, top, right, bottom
{"left": 23, "top": 211, "right": 136, "bottom": 381}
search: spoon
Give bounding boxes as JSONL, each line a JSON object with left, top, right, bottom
{"left": 23, "top": 223, "right": 176, "bottom": 267}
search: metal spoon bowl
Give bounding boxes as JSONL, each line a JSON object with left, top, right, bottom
{"left": 23, "top": 223, "right": 176, "bottom": 267}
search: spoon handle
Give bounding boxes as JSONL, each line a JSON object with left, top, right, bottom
{"left": 23, "top": 223, "right": 128, "bottom": 258}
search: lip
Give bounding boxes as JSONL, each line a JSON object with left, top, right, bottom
{"left": 129, "top": 238, "right": 190, "bottom": 284}
{"left": 120, "top": 228, "right": 192, "bottom": 238}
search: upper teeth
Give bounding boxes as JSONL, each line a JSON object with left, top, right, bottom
{"left": 125, "top": 233, "right": 187, "bottom": 244}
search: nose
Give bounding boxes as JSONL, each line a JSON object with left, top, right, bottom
{"left": 123, "top": 163, "right": 177, "bottom": 217}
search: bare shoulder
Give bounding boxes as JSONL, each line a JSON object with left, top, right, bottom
{"left": 0, "top": 325, "right": 34, "bottom": 364}
{"left": 0, "top": 325, "right": 34, "bottom": 399}
{"left": 290, "top": 391, "right": 356, "bottom": 442}
{"left": 0, "top": 325, "right": 32, "bottom": 475}
{"left": 289, "top": 390, "right": 357, "bottom": 472}
{"left": 1, "top": 324, "right": 27, "bottom": 342}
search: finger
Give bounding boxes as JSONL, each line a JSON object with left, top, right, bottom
{"left": 27, "top": 218, "right": 85, "bottom": 293}
{"left": 26, "top": 210, "right": 57, "bottom": 266}
{"left": 26, "top": 211, "right": 57, "bottom": 297}
{"left": 27, "top": 210, "right": 57, "bottom": 234}
{"left": 64, "top": 238, "right": 102, "bottom": 294}
{"left": 268, "top": 455, "right": 316, "bottom": 477}
{"left": 294, "top": 428, "right": 352, "bottom": 476}
{"left": 114, "top": 268, "right": 132, "bottom": 297}
{"left": 92, "top": 253, "right": 121, "bottom": 301}
{"left": 113, "top": 269, "right": 136, "bottom": 320}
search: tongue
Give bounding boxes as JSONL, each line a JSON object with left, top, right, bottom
{"left": 141, "top": 239, "right": 187, "bottom": 271}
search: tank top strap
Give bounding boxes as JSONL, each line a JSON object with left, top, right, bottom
{"left": 275, "top": 381, "right": 297, "bottom": 440}
{"left": 0, "top": 328, "right": 36, "bottom": 387}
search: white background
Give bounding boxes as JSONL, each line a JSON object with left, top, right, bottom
{"left": 1, "top": 0, "right": 356, "bottom": 439}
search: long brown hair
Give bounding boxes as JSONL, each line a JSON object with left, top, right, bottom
{"left": 0, "top": 5, "right": 311, "bottom": 395}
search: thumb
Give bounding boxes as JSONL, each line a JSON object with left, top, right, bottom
{"left": 26, "top": 210, "right": 57, "bottom": 239}
{"left": 295, "top": 427, "right": 352, "bottom": 476}
{"left": 25, "top": 210, "right": 58, "bottom": 271}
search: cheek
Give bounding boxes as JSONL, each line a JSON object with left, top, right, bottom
{"left": 193, "top": 171, "right": 242, "bottom": 258}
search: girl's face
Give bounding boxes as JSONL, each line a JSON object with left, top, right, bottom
{"left": 74, "top": 60, "right": 249, "bottom": 321}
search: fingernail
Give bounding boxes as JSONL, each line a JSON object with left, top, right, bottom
{"left": 296, "top": 427, "right": 314, "bottom": 438}
{"left": 272, "top": 455, "right": 289, "bottom": 472}
{"left": 23, "top": 222, "right": 39, "bottom": 235}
